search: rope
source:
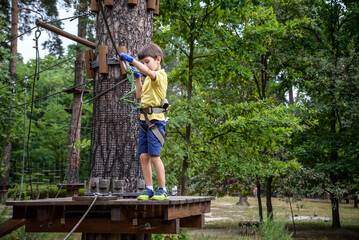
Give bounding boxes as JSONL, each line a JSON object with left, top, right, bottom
{"left": 25, "top": 28, "right": 42, "bottom": 199}
{"left": 98, "top": 0, "right": 120, "bottom": 57}
{"left": 19, "top": 79, "right": 28, "bottom": 200}
{"left": 0, "top": 79, "right": 92, "bottom": 113}
{"left": 0, "top": 52, "right": 84, "bottom": 91}
{"left": 63, "top": 194, "right": 98, "bottom": 240}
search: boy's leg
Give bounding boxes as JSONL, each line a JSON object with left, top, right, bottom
{"left": 138, "top": 153, "right": 155, "bottom": 200}
{"left": 141, "top": 153, "right": 152, "bottom": 186}
{"left": 150, "top": 155, "right": 165, "bottom": 188}
{"left": 150, "top": 155, "right": 169, "bottom": 200}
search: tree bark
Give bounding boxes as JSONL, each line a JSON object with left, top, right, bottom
{"left": 67, "top": 2, "right": 87, "bottom": 183}
{"left": 90, "top": 0, "right": 152, "bottom": 191}
{"left": 266, "top": 176, "right": 273, "bottom": 220}
{"left": 181, "top": 22, "right": 195, "bottom": 196}
{"left": 10, "top": 0, "right": 18, "bottom": 83}
{"left": 256, "top": 180, "right": 263, "bottom": 222}
{"left": 288, "top": 86, "right": 294, "bottom": 105}
{"left": 354, "top": 195, "right": 358, "bottom": 208}
{"left": 330, "top": 194, "right": 341, "bottom": 229}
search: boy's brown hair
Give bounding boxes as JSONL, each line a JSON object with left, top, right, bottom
{"left": 138, "top": 43, "right": 163, "bottom": 62}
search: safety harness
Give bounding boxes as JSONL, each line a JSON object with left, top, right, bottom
{"left": 139, "top": 100, "right": 169, "bottom": 147}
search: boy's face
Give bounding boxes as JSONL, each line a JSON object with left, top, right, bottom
{"left": 140, "top": 56, "right": 161, "bottom": 71}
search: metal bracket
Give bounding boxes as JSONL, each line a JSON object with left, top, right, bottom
{"left": 90, "top": 58, "right": 121, "bottom": 69}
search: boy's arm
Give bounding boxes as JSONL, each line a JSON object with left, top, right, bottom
{"left": 134, "top": 76, "right": 142, "bottom": 99}
{"left": 118, "top": 53, "right": 156, "bottom": 80}
{"left": 131, "top": 59, "right": 156, "bottom": 81}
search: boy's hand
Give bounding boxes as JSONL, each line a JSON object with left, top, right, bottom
{"left": 131, "top": 66, "right": 141, "bottom": 79}
{"left": 119, "top": 53, "right": 134, "bottom": 63}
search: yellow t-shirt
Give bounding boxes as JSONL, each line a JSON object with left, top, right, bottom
{"left": 140, "top": 69, "right": 167, "bottom": 121}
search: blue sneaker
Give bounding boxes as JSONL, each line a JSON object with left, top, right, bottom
{"left": 151, "top": 187, "right": 169, "bottom": 200}
{"left": 137, "top": 187, "right": 154, "bottom": 200}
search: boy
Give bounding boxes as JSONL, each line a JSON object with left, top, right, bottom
{"left": 119, "top": 43, "right": 169, "bottom": 200}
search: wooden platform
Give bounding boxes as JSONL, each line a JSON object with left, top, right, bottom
{"left": 4, "top": 196, "right": 214, "bottom": 235}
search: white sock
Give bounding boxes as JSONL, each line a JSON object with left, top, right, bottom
{"left": 146, "top": 186, "right": 154, "bottom": 192}
{"left": 161, "top": 187, "right": 167, "bottom": 192}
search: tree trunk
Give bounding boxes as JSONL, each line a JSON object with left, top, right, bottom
{"left": 329, "top": 110, "right": 341, "bottom": 229}
{"left": 181, "top": 23, "right": 195, "bottom": 196}
{"left": 266, "top": 176, "right": 273, "bottom": 220}
{"left": 67, "top": 2, "right": 87, "bottom": 183}
{"left": 256, "top": 180, "right": 263, "bottom": 222}
{"left": 90, "top": 0, "right": 152, "bottom": 190}
{"left": 288, "top": 86, "right": 294, "bottom": 105}
{"left": 10, "top": 0, "right": 18, "bottom": 83}
{"left": 354, "top": 195, "right": 358, "bottom": 208}
{"left": 330, "top": 194, "right": 341, "bottom": 229}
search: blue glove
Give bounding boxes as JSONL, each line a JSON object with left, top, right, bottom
{"left": 119, "top": 53, "right": 134, "bottom": 63}
{"left": 131, "top": 66, "right": 141, "bottom": 79}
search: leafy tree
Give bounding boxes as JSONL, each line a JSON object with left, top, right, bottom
{"left": 287, "top": 0, "right": 359, "bottom": 229}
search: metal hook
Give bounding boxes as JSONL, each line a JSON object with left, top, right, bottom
{"left": 35, "top": 28, "right": 41, "bottom": 40}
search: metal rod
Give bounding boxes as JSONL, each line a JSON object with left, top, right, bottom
{"left": 35, "top": 20, "right": 96, "bottom": 49}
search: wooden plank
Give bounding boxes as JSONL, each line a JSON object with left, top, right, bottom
{"left": 6, "top": 196, "right": 214, "bottom": 207}
{"left": 165, "top": 202, "right": 210, "bottom": 220}
{"left": 180, "top": 214, "right": 204, "bottom": 228}
{"left": 0, "top": 218, "right": 26, "bottom": 238}
{"left": 99, "top": 45, "right": 109, "bottom": 74}
{"left": 25, "top": 218, "right": 179, "bottom": 234}
{"left": 85, "top": 50, "right": 95, "bottom": 78}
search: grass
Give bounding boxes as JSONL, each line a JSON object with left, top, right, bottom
{"left": 186, "top": 196, "right": 359, "bottom": 240}
{"left": 1, "top": 196, "right": 358, "bottom": 239}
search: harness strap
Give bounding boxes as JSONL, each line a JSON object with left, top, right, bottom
{"left": 140, "top": 107, "right": 165, "bottom": 114}
{"left": 142, "top": 113, "right": 165, "bottom": 147}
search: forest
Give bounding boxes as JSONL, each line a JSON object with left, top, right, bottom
{"left": 0, "top": 0, "right": 358, "bottom": 239}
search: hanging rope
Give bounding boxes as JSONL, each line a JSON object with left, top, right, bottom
{"left": 25, "top": 28, "right": 42, "bottom": 199}
{"left": 19, "top": 78, "right": 28, "bottom": 200}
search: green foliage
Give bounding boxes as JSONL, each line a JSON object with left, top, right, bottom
{"left": 254, "top": 219, "right": 293, "bottom": 240}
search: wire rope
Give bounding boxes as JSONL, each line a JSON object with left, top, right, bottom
{"left": 63, "top": 194, "right": 98, "bottom": 240}
{"left": 19, "top": 79, "right": 28, "bottom": 200}
{"left": 0, "top": 80, "right": 92, "bottom": 113}
{"left": 25, "top": 28, "right": 42, "bottom": 199}
{"left": 0, "top": 52, "right": 85, "bottom": 91}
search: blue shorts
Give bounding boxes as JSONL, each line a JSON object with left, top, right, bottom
{"left": 138, "top": 120, "right": 166, "bottom": 156}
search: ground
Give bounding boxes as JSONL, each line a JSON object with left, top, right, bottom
{"left": 187, "top": 196, "right": 359, "bottom": 240}
{"left": 1, "top": 196, "right": 358, "bottom": 239}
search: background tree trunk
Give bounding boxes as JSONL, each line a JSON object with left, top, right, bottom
{"left": 330, "top": 194, "right": 341, "bottom": 229}
{"left": 90, "top": 0, "right": 152, "bottom": 191}
{"left": 67, "top": 2, "right": 88, "bottom": 184}
{"left": 266, "top": 176, "right": 273, "bottom": 220}
{"left": 256, "top": 180, "right": 263, "bottom": 222}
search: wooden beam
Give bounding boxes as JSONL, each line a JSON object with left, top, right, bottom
{"left": 180, "top": 214, "right": 204, "bottom": 228}
{"left": 165, "top": 202, "right": 210, "bottom": 220}
{"left": 35, "top": 20, "right": 96, "bottom": 49}
{"left": 25, "top": 218, "right": 179, "bottom": 234}
{"left": 0, "top": 219, "right": 26, "bottom": 238}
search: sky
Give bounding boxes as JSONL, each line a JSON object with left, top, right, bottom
{"left": 18, "top": 8, "right": 78, "bottom": 63}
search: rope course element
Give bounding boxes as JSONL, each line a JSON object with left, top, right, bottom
{"left": 19, "top": 79, "right": 28, "bottom": 200}
{"left": 63, "top": 194, "right": 98, "bottom": 240}
{"left": 25, "top": 28, "right": 42, "bottom": 199}
{"left": 0, "top": 79, "right": 91, "bottom": 113}
{"left": 0, "top": 51, "right": 85, "bottom": 91}
{"left": 3, "top": 11, "right": 93, "bottom": 45}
